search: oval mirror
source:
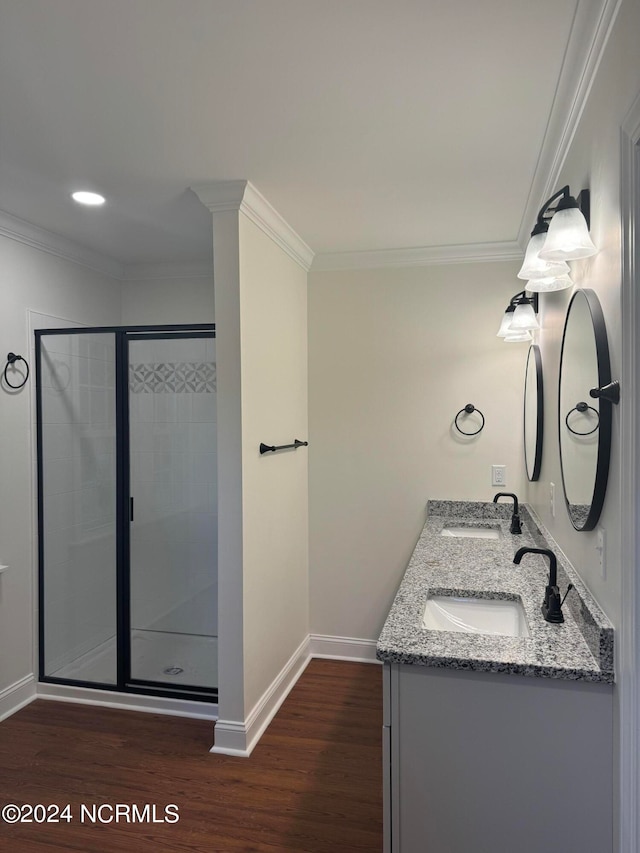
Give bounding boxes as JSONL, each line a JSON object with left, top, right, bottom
{"left": 558, "top": 288, "right": 613, "bottom": 531}
{"left": 524, "top": 345, "right": 543, "bottom": 481}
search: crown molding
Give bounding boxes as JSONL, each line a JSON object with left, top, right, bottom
{"left": 517, "top": 0, "right": 622, "bottom": 247}
{"left": 0, "top": 208, "right": 124, "bottom": 280}
{"left": 241, "top": 181, "right": 315, "bottom": 272}
{"left": 123, "top": 261, "right": 213, "bottom": 282}
{"left": 191, "top": 179, "right": 249, "bottom": 213}
{"left": 311, "top": 240, "right": 523, "bottom": 272}
{"left": 0, "top": 208, "right": 215, "bottom": 283}
{"left": 191, "top": 180, "right": 314, "bottom": 272}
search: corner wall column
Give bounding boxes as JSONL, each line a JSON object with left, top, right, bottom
{"left": 192, "top": 180, "right": 313, "bottom": 755}
{"left": 193, "top": 183, "right": 247, "bottom": 751}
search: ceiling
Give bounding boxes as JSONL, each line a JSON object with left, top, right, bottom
{"left": 0, "top": 0, "right": 597, "bottom": 268}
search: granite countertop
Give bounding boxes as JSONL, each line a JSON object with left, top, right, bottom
{"left": 376, "top": 500, "right": 614, "bottom": 682}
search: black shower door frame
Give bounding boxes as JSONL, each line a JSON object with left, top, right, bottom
{"left": 35, "top": 324, "right": 217, "bottom": 703}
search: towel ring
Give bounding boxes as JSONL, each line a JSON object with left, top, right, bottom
{"left": 3, "top": 353, "right": 29, "bottom": 390}
{"left": 454, "top": 403, "right": 485, "bottom": 436}
{"left": 565, "top": 401, "right": 599, "bottom": 436}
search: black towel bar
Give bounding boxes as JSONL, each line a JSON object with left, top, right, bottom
{"left": 260, "top": 439, "right": 309, "bottom": 455}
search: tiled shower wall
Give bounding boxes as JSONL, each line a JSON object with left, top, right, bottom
{"left": 128, "top": 337, "right": 217, "bottom": 637}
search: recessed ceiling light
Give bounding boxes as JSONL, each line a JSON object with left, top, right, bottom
{"left": 71, "top": 190, "right": 106, "bottom": 206}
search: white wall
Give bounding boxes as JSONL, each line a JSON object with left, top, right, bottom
{"left": 308, "top": 260, "right": 527, "bottom": 641}
{"left": 519, "top": 9, "right": 640, "bottom": 847}
{"left": 525, "top": 0, "right": 640, "bottom": 630}
{"left": 121, "top": 264, "right": 214, "bottom": 326}
{"left": 207, "top": 205, "right": 245, "bottom": 730}
{"left": 239, "top": 215, "right": 309, "bottom": 715}
{"left": 0, "top": 235, "right": 122, "bottom": 701}
{"left": 121, "top": 263, "right": 214, "bottom": 326}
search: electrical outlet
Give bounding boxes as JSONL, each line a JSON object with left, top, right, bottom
{"left": 550, "top": 482, "right": 555, "bottom": 518}
{"left": 491, "top": 465, "right": 506, "bottom": 487}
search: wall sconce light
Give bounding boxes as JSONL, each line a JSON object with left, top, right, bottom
{"left": 497, "top": 291, "right": 539, "bottom": 342}
{"left": 517, "top": 186, "right": 596, "bottom": 291}
{"left": 526, "top": 273, "right": 573, "bottom": 293}
{"left": 497, "top": 303, "right": 517, "bottom": 337}
{"left": 504, "top": 330, "right": 533, "bottom": 343}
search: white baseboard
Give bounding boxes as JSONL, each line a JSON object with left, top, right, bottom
{"left": 209, "top": 718, "right": 251, "bottom": 756}
{"left": 211, "top": 633, "right": 379, "bottom": 757}
{"left": 309, "top": 633, "right": 380, "bottom": 663}
{"left": 36, "top": 682, "right": 218, "bottom": 721}
{"left": 4, "top": 635, "right": 378, "bottom": 753}
{"left": 211, "top": 635, "right": 311, "bottom": 757}
{"left": 0, "top": 674, "right": 37, "bottom": 722}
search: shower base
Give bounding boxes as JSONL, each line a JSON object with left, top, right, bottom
{"left": 49, "top": 630, "right": 218, "bottom": 691}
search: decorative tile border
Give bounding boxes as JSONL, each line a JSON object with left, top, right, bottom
{"left": 129, "top": 362, "right": 216, "bottom": 393}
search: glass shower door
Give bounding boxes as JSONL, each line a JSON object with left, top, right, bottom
{"left": 127, "top": 333, "right": 217, "bottom": 695}
{"left": 38, "top": 331, "right": 118, "bottom": 685}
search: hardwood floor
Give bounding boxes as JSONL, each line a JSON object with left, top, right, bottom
{"left": 0, "top": 659, "right": 382, "bottom": 852}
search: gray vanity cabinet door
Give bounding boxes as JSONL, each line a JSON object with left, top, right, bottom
{"left": 382, "top": 663, "right": 392, "bottom": 853}
{"left": 389, "top": 663, "right": 613, "bottom": 853}
{"left": 382, "top": 723, "right": 391, "bottom": 853}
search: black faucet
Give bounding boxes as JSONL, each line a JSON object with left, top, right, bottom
{"left": 513, "top": 547, "right": 564, "bottom": 624}
{"left": 493, "top": 492, "right": 522, "bottom": 534}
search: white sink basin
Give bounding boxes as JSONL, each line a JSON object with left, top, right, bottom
{"left": 422, "top": 595, "right": 530, "bottom": 637}
{"left": 440, "top": 526, "right": 500, "bottom": 540}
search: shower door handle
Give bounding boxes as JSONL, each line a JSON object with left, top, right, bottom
{"left": 130, "top": 497, "right": 134, "bottom": 522}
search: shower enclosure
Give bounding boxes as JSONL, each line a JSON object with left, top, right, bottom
{"left": 35, "top": 325, "right": 217, "bottom": 702}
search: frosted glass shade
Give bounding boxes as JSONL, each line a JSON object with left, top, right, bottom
{"left": 518, "top": 233, "right": 570, "bottom": 280}
{"left": 509, "top": 302, "right": 540, "bottom": 332}
{"left": 497, "top": 309, "right": 515, "bottom": 337}
{"left": 526, "top": 274, "right": 573, "bottom": 293}
{"left": 538, "top": 208, "right": 597, "bottom": 261}
{"left": 504, "top": 330, "right": 533, "bottom": 343}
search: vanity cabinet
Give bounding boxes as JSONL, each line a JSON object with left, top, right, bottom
{"left": 383, "top": 662, "right": 613, "bottom": 853}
